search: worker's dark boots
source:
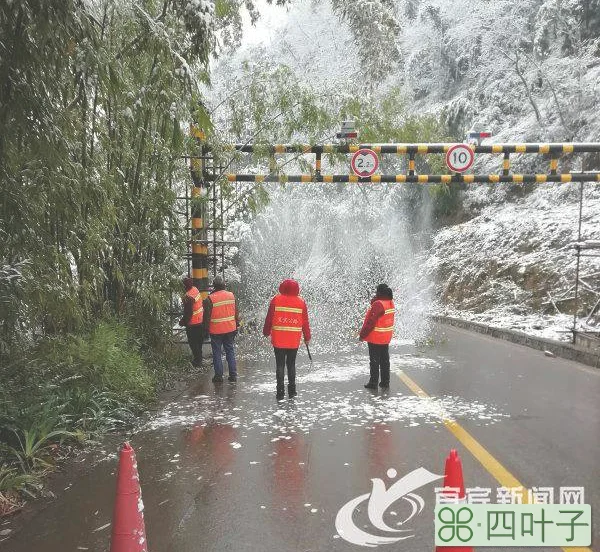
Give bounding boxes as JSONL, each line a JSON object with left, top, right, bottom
{"left": 288, "top": 383, "right": 297, "bottom": 398}
{"left": 276, "top": 378, "right": 285, "bottom": 401}
{"left": 364, "top": 380, "right": 377, "bottom": 390}
{"left": 379, "top": 363, "right": 390, "bottom": 389}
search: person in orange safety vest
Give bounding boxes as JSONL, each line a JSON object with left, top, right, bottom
{"left": 179, "top": 277, "right": 204, "bottom": 367}
{"left": 263, "top": 279, "right": 311, "bottom": 401}
{"left": 203, "top": 275, "right": 239, "bottom": 383}
{"left": 359, "top": 283, "right": 395, "bottom": 390}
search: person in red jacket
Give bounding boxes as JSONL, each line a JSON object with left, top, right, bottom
{"left": 263, "top": 279, "right": 311, "bottom": 401}
{"left": 359, "top": 283, "right": 395, "bottom": 389}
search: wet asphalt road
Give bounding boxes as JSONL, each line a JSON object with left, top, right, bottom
{"left": 2, "top": 323, "right": 599, "bottom": 552}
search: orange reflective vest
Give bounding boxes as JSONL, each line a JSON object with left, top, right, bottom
{"left": 270, "top": 294, "right": 305, "bottom": 349}
{"left": 208, "top": 290, "right": 237, "bottom": 334}
{"left": 186, "top": 286, "right": 204, "bottom": 326}
{"left": 364, "top": 299, "right": 395, "bottom": 345}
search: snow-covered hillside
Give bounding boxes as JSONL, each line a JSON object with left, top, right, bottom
{"left": 426, "top": 183, "right": 600, "bottom": 339}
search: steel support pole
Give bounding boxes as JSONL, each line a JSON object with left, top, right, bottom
{"left": 572, "top": 180, "right": 585, "bottom": 343}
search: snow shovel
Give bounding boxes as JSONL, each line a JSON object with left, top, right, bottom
{"left": 305, "top": 341, "right": 314, "bottom": 371}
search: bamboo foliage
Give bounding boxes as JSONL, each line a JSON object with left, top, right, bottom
{"left": 0, "top": 0, "right": 219, "bottom": 352}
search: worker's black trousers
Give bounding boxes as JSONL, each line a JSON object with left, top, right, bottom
{"left": 367, "top": 342, "right": 390, "bottom": 385}
{"left": 274, "top": 347, "right": 298, "bottom": 393}
{"left": 185, "top": 324, "right": 204, "bottom": 366}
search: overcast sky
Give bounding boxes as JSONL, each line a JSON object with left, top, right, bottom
{"left": 240, "top": 0, "right": 290, "bottom": 47}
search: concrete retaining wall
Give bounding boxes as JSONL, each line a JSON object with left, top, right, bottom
{"left": 432, "top": 315, "right": 600, "bottom": 369}
{"left": 575, "top": 331, "right": 600, "bottom": 353}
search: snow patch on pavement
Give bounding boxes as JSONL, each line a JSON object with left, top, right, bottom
{"left": 146, "top": 353, "right": 507, "bottom": 434}
{"left": 245, "top": 354, "right": 442, "bottom": 392}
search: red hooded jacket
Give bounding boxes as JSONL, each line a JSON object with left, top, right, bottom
{"left": 359, "top": 291, "right": 395, "bottom": 341}
{"left": 263, "top": 279, "right": 311, "bottom": 348}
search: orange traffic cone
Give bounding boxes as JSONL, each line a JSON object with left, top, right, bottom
{"left": 443, "top": 449, "right": 466, "bottom": 499}
{"left": 436, "top": 449, "right": 473, "bottom": 552}
{"left": 110, "top": 442, "right": 148, "bottom": 552}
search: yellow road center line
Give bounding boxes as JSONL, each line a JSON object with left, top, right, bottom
{"left": 443, "top": 420, "right": 523, "bottom": 490}
{"left": 397, "top": 370, "right": 594, "bottom": 552}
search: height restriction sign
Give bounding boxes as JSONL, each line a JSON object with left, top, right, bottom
{"left": 446, "top": 144, "right": 475, "bottom": 173}
{"left": 351, "top": 148, "right": 379, "bottom": 177}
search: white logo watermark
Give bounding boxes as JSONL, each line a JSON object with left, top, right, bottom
{"left": 335, "top": 469, "right": 587, "bottom": 548}
{"left": 335, "top": 467, "right": 443, "bottom": 547}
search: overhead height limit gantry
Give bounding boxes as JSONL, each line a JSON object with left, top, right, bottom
{"left": 189, "top": 139, "right": 600, "bottom": 342}
{"left": 217, "top": 142, "right": 600, "bottom": 184}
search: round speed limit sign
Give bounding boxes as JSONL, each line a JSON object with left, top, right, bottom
{"left": 446, "top": 144, "right": 475, "bottom": 173}
{"left": 351, "top": 148, "right": 379, "bottom": 177}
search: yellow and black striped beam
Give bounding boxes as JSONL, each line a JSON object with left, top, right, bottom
{"left": 225, "top": 173, "right": 600, "bottom": 184}
{"left": 229, "top": 143, "right": 600, "bottom": 154}
{"left": 214, "top": 142, "right": 600, "bottom": 185}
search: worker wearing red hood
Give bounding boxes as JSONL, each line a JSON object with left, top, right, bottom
{"left": 263, "top": 279, "right": 311, "bottom": 401}
{"left": 359, "top": 283, "right": 395, "bottom": 389}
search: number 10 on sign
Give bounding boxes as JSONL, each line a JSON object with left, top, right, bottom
{"left": 446, "top": 144, "right": 475, "bottom": 173}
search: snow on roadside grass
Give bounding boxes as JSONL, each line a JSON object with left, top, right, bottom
{"left": 438, "top": 307, "right": 575, "bottom": 342}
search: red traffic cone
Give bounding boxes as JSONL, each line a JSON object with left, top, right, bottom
{"left": 110, "top": 442, "right": 148, "bottom": 552}
{"left": 443, "top": 449, "right": 466, "bottom": 499}
{"left": 436, "top": 449, "right": 473, "bottom": 552}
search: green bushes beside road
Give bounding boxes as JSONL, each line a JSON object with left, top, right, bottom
{"left": 0, "top": 318, "right": 187, "bottom": 516}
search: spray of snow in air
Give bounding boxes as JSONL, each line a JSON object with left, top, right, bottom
{"left": 239, "top": 182, "right": 434, "bottom": 352}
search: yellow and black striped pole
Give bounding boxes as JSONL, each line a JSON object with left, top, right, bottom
{"left": 190, "top": 125, "right": 209, "bottom": 299}
{"left": 315, "top": 151, "right": 322, "bottom": 179}
{"left": 502, "top": 152, "right": 511, "bottom": 176}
